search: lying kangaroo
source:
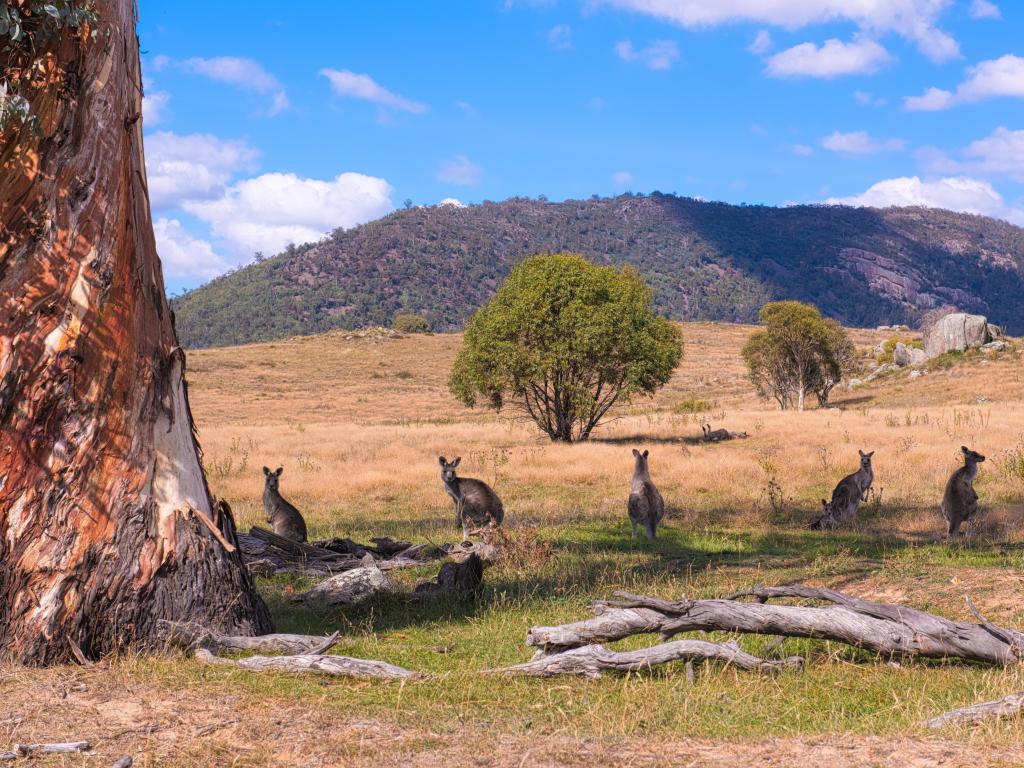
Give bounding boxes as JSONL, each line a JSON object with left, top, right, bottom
{"left": 628, "top": 448, "right": 665, "bottom": 540}
{"left": 812, "top": 450, "right": 874, "bottom": 530}
{"left": 701, "top": 424, "right": 748, "bottom": 442}
{"left": 942, "top": 446, "right": 985, "bottom": 536}
{"left": 262, "top": 466, "right": 308, "bottom": 542}
{"left": 439, "top": 456, "right": 504, "bottom": 540}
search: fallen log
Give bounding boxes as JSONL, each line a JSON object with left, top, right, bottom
{"left": 1, "top": 742, "right": 91, "bottom": 760}
{"left": 925, "top": 691, "right": 1024, "bottom": 729}
{"left": 491, "top": 639, "right": 802, "bottom": 678}
{"left": 159, "top": 620, "right": 337, "bottom": 655}
{"left": 194, "top": 648, "right": 416, "bottom": 680}
{"left": 526, "top": 586, "right": 1024, "bottom": 665}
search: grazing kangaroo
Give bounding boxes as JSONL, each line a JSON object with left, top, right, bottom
{"left": 812, "top": 450, "right": 874, "bottom": 530}
{"left": 262, "top": 466, "right": 308, "bottom": 542}
{"left": 701, "top": 424, "right": 748, "bottom": 442}
{"left": 438, "top": 456, "right": 504, "bottom": 540}
{"left": 628, "top": 448, "right": 665, "bottom": 540}
{"left": 942, "top": 446, "right": 985, "bottom": 536}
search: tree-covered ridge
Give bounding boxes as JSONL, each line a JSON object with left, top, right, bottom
{"left": 171, "top": 193, "right": 1024, "bottom": 348}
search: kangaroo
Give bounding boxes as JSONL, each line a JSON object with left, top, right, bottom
{"left": 701, "top": 424, "right": 748, "bottom": 442}
{"left": 262, "top": 466, "right": 308, "bottom": 542}
{"left": 812, "top": 450, "right": 874, "bottom": 530}
{"left": 942, "top": 446, "right": 985, "bottom": 536}
{"left": 439, "top": 456, "right": 504, "bottom": 540}
{"left": 628, "top": 448, "right": 665, "bottom": 540}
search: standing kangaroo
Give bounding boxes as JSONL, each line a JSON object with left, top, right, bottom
{"left": 439, "top": 456, "right": 504, "bottom": 540}
{"left": 942, "top": 446, "right": 985, "bottom": 536}
{"left": 812, "top": 450, "right": 874, "bottom": 530}
{"left": 628, "top": 448, "right": 665, "bottom": 540}
{"left": 262, "top": 466, "right": 308, "bottom": 542}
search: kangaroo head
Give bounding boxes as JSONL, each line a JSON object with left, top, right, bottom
{"left": 439, "top": 455, "right": 461, "bottom": 483}
{"left": 631, "top": 448, "right": 650, "bottom": 468}
{"left": 263, "top": 465, "right": 283, "bottom": 492}
{"left": 961, "top": 446, "right": 986, "bottom": 464}
{"left": 858, "top": 450, "right": 874, "bottom": 470}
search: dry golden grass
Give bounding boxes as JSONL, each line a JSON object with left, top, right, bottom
{"left": 6, "top": 322, "right": 1024, "bottom": 767}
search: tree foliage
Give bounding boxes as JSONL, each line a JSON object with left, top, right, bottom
{"left": 392, "top": 312, "right": 432, "bottom": 333}
{"left": 742, "top": 301, "right": 855, "bottom": 411}
{"left": 449, "top": 253, "right": 682, "bottom": 442}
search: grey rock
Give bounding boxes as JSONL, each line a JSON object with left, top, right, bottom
{"left": 981, "top": 340, "right": 1008, "bottom": 353}
{"left": 923, "top": 312, "right": 994, "bottom": 358}
{"left": 892, "top": 343, "right": 926, "bottom": 367}
{"left": 293, "top": 562, "right": 391, "bottom": 605}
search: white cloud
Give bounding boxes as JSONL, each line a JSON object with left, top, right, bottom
{"left": 819, "top": 130, "right": 905, "bottom": 155}
{"left": 969, "top": 0, "right": 1001, "bottom": 20}
{"left": 438, "top": 198, "right": 466, "bottom": 208}
{"left": 747, "top": 30, "right": 773, "bottom": 55}
{"left": 825, "top": 176, "right": 1020, "bottom": 221}
{"left": 320, "top": 69, "right": 427, "bottom": 114}
{"left": 853, "top": 90, "right": 886, "bottom": 106}
{"left": 612, "top": 170, "right": 634, "bottom": 186}
{"left": 548, "top": 24, "right": 573, "bottom": 51}
{"left": 177, "top": 56, "right": 289, "bottom": 115}
{"left": 596, "top": 0, "right": 960, "bottom": 62}
{"left": 765, "top": 38, "right": 893, "bottom": 79}
{"left": 145, "top": 131, "right": 259, "bottom": 210}
{"left": 615, "top": 39, "right": 680, "bottom": 70}
{"left": 153, "top": 218, "right": 230, "bottom": 282}
{"left": 142, "top": 86, "right": 170, "bottom": 126}
{"left": 919, "top": 127, "right": 1024, "bottom": 181}
{"left": 437, "top": 155, "right": 482, "bottom": 186}
{"left": 183, "top": 172, "right": 394, "bottom": 257}
{"left": 455, "top": 100, "right": 479, "bottom": 117}
{"left": 792, "top": 144, "right": 815, "bottom": 156}
{"left": 905, "top": 54, "right": 1024, "bottom": 110}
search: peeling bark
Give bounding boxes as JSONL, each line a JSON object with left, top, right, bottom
{"left": 491, "top": 639, "right": 802, "bottom": 678}
{"left": 0, "top": 0, "right": 271, "bottom": 664}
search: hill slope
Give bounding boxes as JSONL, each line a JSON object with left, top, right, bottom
{"left": 171, "top": 194, "right": 1024, "bottom": 348}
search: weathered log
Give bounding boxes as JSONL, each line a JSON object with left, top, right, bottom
{"left": 159, "top": 620, "right": 338, "bottom": 655}
{"left": 194, "top": 648, "right": 416, "bottom": 680}
{"left": 925, "top": 691, "right": 1024, "bottom": 729}
{"left": 0, "top": 742, "right": 91, "bottom": 760}
{"left": 491, "top": 639, "right": 802, "bottom": 678}
{"left": 527, "top": 586, "right": 1024, "bottom": 665}
{"left": 293, "top": 562, "right": 392, "bottom": 606}
{"left": 0, "top": 0, "right": 271, "bottom": 664}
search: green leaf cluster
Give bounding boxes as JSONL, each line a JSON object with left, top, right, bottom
{"left": 449, "top": 253, "right": 682, "bottom": 442}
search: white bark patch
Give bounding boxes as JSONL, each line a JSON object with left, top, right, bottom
{"left": 148, "top": 356, "right": 211, "bottom": 565}
{"left": 42, "top": 253, "right": 93, "bottom": 356}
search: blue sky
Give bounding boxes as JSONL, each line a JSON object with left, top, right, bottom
{"left": 137, "top": 1, "right": 1024, "bottom": 294}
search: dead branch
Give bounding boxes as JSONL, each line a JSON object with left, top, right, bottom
{"left": 490, "top": 639, "right": 802, "bottom": 679}
{"left": 1, "top": 742, "right": 91, "bottom": 760}
{"left": 159, "top": 620, "right": 336, "bottom": 655}
{"left": 925, "top": 690, "right": 1024, "bottom": 728}
{"left": 194, "top": 648, "right": 416, "bottom": 680}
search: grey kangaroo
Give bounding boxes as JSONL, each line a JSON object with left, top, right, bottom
{"left": 942, "top": 446, "right": 985, "bottom": 536}
{"left": 439, "top": 456, "right": 504, "bottom": 540}
{"left": 812, "top": 450, "right": 874, "bottom": 530}
{"left": 701, "top": 424, "right": 748, "bottom": 442}
{"left": 262, "top": 466, "right": 308, "bottom": 542}
{"left": 628, "top": 448, "right": 665, "bottom": 540}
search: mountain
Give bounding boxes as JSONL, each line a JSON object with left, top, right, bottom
{"left": 171, "top": 193, "right": 1024, "bottom": 348}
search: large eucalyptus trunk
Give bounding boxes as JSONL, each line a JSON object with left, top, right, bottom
{"left": 0, "top": 0, "right": 271, "bottom": 664}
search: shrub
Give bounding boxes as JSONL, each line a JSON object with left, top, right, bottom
{"left": 673, "top": 397, "right": 713, "bottom": 414}
{"left": 392, "top": 313, "right": 432, "bottom": 334}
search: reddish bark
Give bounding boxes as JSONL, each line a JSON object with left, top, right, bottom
{"left": 0, "top": 0, "right": 271, "bottom": 664}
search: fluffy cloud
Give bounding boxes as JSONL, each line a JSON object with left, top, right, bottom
{"left": 320, "top": 69, "right": 427, "bottom": 114}
{"left": 182, "top": 172, "right": 394, "bottom": 257}
{"left": 145, "top": 131, "right": 259, "bottom": 210}
{"left": 905, "top": 54, "right": 1024, "bottom": 110}
{"left": 176, "top": 56, "right": 289, "bottom": 115}
{"left": 819, "top": 130, "right": 905, "bottom": 155}
{"left": 612, "top": 170, "right": 634, "bottom": 186}
{"left": 969, "top": 0, "right": 1001, "bottom": 20}
{"left": 153, "top": 218, "right": 230, "bottom": 282}
{"left": 142, "top": 78, "right": 170, "bottom": 126}
{"left": 614, "top": 39, "right": 680, "bottom": 70}
{"left": 548, "top": 24, "right": 573, "bottom": 51}
{"left": 765, "top": 38, "right": 892, "bottom": 79}
{"left": 596, "top": 0, "right": 959, "bottom": 62}
{"left": 825, "top": 176, "right": 1021, "bottom": 221}
{"left": 792, "top": 144, "right": 815, "bottom": 156}
{"left": 919, "top": 127, "right": 1024, "bottom": 181}
{"left": 747, "top": 30, "right": 773, "bottom": 55}
{"left": 436, "top": 155, "right": 482, "bottom": 186}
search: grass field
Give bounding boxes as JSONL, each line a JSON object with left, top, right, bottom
{"left": 7, "top": 322, "right": 1024, "bottom": 767}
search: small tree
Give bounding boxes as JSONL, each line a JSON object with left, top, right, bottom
{"left": 393, "top": 313, "right": 432, "bottom": 333}
{"left": 742, "top": 301, "right": 854, "bottom": 411}
{"left": 450, "top": 253, "right": 682, "bottom": 442}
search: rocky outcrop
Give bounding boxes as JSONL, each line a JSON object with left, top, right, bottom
{"left": 924, "top": 312, "right": 1001, "bottom": 358}
{"left": 893, "top": 342, "right": 927, "bottom": 367}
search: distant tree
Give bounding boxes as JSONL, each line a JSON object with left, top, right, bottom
{"left": 404, "top": 198, "right": 413, "bottom": 209}
{"left": 742, "top": 301, "right": 854, "bottom": 411}
{"left": 450, "top": 253, "right": 682, "bottom": 442}
{"left": 393, "top": 312, "right": 432, "bottom": 333}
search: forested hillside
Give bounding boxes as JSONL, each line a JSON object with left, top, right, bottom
{"left": 172, "top": 193, "right": 1024, "bottom": 347}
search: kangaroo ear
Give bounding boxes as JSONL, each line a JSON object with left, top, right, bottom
{"left": 866, "top": 451, "right": 874, "bottom": 458}
{"left": 643, "top": 450, "right": 649, "bottom": 458}
{"left": 262, "top": 466, "right": 270, "bottom": 476}
{"left": 438, "top": 456, "right": 447, "bottom": 466}
{"left": 961, "top": 446, "right": 970, "bottom": 455}
{"left": 275, "top": 467, "right": 283, "bottom": 476}
{"left": 632, "top": 448, "right": 640, "bottom": 457}
{"left": 452, "top": 457, "right": 461, "bottom": 467}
